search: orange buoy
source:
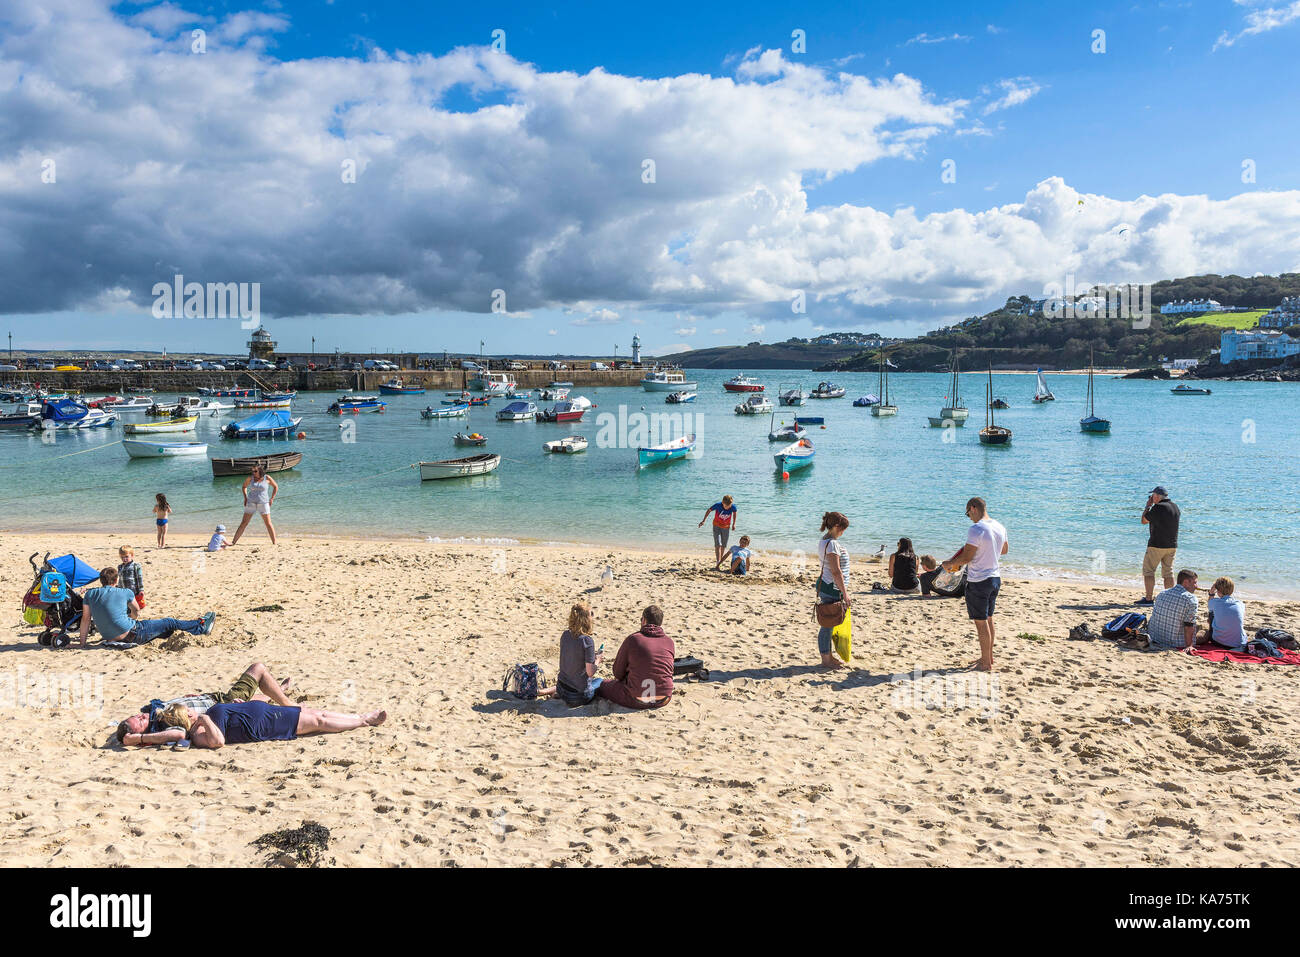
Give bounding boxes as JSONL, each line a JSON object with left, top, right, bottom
{"left": 296, "top": 431, "right": 305, "bottom": 439}
{"left": 782, "top": 471, "right": 790, "bottom": 481}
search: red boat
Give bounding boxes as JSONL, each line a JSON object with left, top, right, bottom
{"left": 723, "top": 374, "right": 764, "bottom": 393}
{"left": 540, "top": 401, "right": 585, "bottom": 423}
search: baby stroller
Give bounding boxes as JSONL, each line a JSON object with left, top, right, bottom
{"left": 22, "top": 552, "right": 100, "bottom": 646}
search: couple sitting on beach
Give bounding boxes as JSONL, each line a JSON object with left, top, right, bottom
{"left": 884, "top": 538, "right": 964, "bottom": 597}
{"left": 538, "top": 602, "right": 675, "bottom": 710}
{"left": 1148, "top": 571, "right": 1251, "bottom": 652}
{"left": 115, "top": 661, "right": 386, "bottom": 748}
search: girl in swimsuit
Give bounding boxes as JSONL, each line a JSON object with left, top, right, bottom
{"left": 152, "top": 493, "right": 172, "bottom": 547}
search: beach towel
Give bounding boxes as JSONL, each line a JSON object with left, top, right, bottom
{"left": 1188, "top": 645, "right": 1300, "bottom": 666}
{"left": 832, "top": 608, "right": 852, "bottom": 663}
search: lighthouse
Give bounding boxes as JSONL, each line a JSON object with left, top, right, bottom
{"left": 631, "top": 333, "right": 641, "bottom": 365}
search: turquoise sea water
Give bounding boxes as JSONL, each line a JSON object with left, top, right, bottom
{"left": 3, "top": 370, "right": 1298, "bottom": 596}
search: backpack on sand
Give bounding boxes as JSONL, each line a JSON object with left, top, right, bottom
{"left": 502, "top": 663, "right": 546, "bottom": 700}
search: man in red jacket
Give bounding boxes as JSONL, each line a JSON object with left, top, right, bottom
{"left": 597, "top": 605, "right": 675, "bottom": 709}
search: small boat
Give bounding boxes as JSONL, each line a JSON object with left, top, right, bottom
{"left": 125, "top": 386, "right": 155, "bottom": 394}
{"left": 566, "top": 395, "right": 593, "bottom": 412}
{"left": 327, "top": 398, "right": 387, "bottom": 414}
{"left": 210, "top": 451, "right": 302, "bottom": 476}
{"left": 454, "top": 432, "right": 487, "bottom": 446}
{"left": 979, "top": 367, "right": 1012, "bottom": 445}
{"left": 810, "top": 381, "right": 846, "bottom": 399}
{"left": 262, "top": 390, "right": 298, "bottom": 401}
{"left": 637, "top": 433, "right": 695, "bottom": 468}
{"left": 35, "top": 401, "right": 118, "bottom": 430}
{"left": 419, "top": 453, "right": 501, "bottom": 480}
{"left": 469, "top": 372, "right": 515, "bottom": 395}
{"left": 177, "top": 395, "right": 235, "bottom": 412}
{"left": 929, "top": 350, "right": 968, "bottom": 426}
{"left": 123, "top": 416, "right": 196, "bottom": 434}
{"left": 723, "top": 373, "right": 764, "bottom": 393}
{"left": 665, "top": 391, "right": 697, "bottom": 404}
{"left": 114, "top": 396, "right": 155, "bottom": 411}
{"left": 495, "top": 400, "right": 537, "bottom": 421}
{"left": 539, "top": 400, "right": 585, "bottom": 423}
{"left": 641, "top": 370, "right": 697, "bottom": 392}
{"left": 144, "top": 402, "right": 189, "bottom": 417}
{"left": 1032, "top": 368, "right": 1055, "bottom": 403}
{"left": 85, "top": 395, "right": 123, "bottom": 408}
{"left": 1080, "top": 347, "right": 1111, "bottom": 433}
{"left": 537, "top": 387, "right": 569, "bottom": 401}
{"left": 543, "top": 435, "right": 588, "bottom": 454}
{"left": 872, "top": 351, "right": 898, "bottom": 416}
{"left": 468, "top": 396, "right": 492, "bottom": 406}
{"left": 852, "top": 394, "right": 880, "bottom": 408}
{"left": 549, "top": 380, "right": 574, "bottom": 388}
{"left": 235, "top": 397, "right": 293, "bottom": 409}
{"left": 378, "top": 379, "right": 425, "bottom": 395}
{"left": 774, "top": 437, "right": 815, "bottom": 473}
{"left": 221, "top": 410, "right": 302, "bottom": 440}
{"left": 735, "top": 394, "right": 774, "bottom": 415}
{"left": 123, "top": 439, "right": 208, "bottom": 458}
{"left": 768, "top": 414, "right": 807, "bottom": 442}
{"left": 778, "top": 385, "right": 806, "bottom": 406}
{"left": 1171, "top": 384, "right": 1212, "bottom": 395}
{"left": 794, "top": 415, "right": 824, "bottom": 426}
{"left": 442, "top": 392, "right": 473, "bottom": 405}
{"left": 506, "top": 389, "right": 534, "bottom": 400}
{"left": 0, "top": 402, "right": 43, "bottom": 429}
{"left": 990, "top": 397, "right": 1010, "bottom": 410}
{"left": 197, "top": 387, "right": 255, "bottom": 398}
{"left": 421, "top": 403, "right": 469, "bottom": 419}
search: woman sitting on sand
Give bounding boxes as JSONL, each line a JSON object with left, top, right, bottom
{"left": 888, "top": 538, "right": 920, "bottom": 593}
{"left": 815, "top": 511, "right": 852, "bottom": 670}
{"left": 538, "top": 601, "right": 604, "bottom": 706}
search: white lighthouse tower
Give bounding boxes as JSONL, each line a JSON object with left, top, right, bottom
{"left": 631, "top": 333, "right": 641, "bottom": 365}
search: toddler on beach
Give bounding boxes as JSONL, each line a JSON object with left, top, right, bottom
{"left": 719, "top": 535, "right": 753, "bottom": 575}
{"left": 538, "top": 601, "right": 604, "bottom": 706}
{"left": 152, "top": 493, "right": 172, "bottom": 547}
{"left": 117, "top": 545, "right": 145, "bottom": 609}
{"left": 207, "top": 525, "right": 231, "bottom": 552}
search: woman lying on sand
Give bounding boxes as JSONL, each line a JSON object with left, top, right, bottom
{"left": 115, "top": 662, "right": 295, "bottom": 746}
{"left": 118, "top": 701, "right": 386, "bottom": 749}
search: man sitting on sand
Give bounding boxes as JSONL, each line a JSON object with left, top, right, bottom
{"left": 1148, "top": 569, "right": 1201, "bottom": 650}
{"left": 596, "top": 605, "right": 675, "bottom": 710}
{"left": 78, "top": 567, "right": 215, "bottom": 647}
{"left": 115, "top": 662, "right": 295, "bottom": 746}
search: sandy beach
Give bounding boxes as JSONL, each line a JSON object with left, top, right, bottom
{"left": 2, "top": 530, "right": 1298, "bottom": 867}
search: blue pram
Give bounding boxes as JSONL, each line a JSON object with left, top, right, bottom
{"left": 23, "top": 552, "right": 100, "bottom": 646}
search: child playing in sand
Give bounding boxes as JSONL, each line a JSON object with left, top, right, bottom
{"left": 117, "top": 545, "right": 145, "bottom": 609}
{"left": 207, "top": 524, "right": 231, "bottom": 552}
{"left": 152, "top": 493, "right": 172, "bottom": 547}
{"left": 538, "top": 601, "right": 604, "bottom": 706}
{"left": 718, "top": 535, "right": 753, "bottom": 575}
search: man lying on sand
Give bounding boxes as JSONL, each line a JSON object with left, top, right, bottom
{"left": 118, "top": 700, "right": 386, "bottom": 749}
{"left": 115, "top": 662, "right": 295, "bottom": 746}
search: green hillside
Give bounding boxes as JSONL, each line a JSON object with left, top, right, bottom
{"left": 1174, "top": 310, "right": 1265, "bottom": 330}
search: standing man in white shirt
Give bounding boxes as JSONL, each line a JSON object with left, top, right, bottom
{"left": 942, "top": 497, "right": 1009, "bottom": 671}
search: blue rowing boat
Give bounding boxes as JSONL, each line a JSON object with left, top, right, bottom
{"left": 637, "top": 433, "right": 695, "bottom": 468}
{"left": 774, "top": 438, "right": 814, "bottom": 473}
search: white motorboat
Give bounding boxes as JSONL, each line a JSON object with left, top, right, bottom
{"left": 735, "top": 394, "right": 774, "bottom": 415}
{"left": 542, "top": 435, "right": 588, "bottom": 454}
{"left": 641, "top": 370, "right": 697, "bottom": 392}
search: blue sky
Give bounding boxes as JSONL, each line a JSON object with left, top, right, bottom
{"left": 3, "top": 0, "right": 1299, "bottom": 356}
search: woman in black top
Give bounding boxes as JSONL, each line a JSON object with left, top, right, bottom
{"left": 888, "top": 537, "right": 920, "bottom": 593}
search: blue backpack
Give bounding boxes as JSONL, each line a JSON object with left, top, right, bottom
{"left": 40, "top": 571, "right": 68, "bottom": 604}
{"left": 502, "top": 663, "right": 546, "bottom": 700}
{"left": 1102, "top": 612, "right": 1147, "bottom": 639}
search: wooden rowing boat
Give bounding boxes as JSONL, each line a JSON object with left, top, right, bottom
{"left": 210, "top": 452, "right": 303, "bottom": 477}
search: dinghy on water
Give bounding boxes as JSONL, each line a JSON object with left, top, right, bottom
{"left": 735, "top": 394, "right": 774, "bottom": 415}
{"left": 774, "top": 437, "right": 815, "bottom": 473}
{"left": 454, "top": 432, "right": 487, "bottom": 446}
{"left": 872, "top": 350, "right": 897, "bottom": 416}
{"left": 419, "top": 453, "right": 501, "bottom": 480}
{"left": 929, "top": 350, "right": 968, "bottom": 427}
{"left": 665, "top": 391, "right": 696, "bottom": 404}
{"left": 852, "top": 394, "right": 880, "bottom": 408}
{"left": 778, "top": 385, "right": 806, "bottom": 406}
{"left": 1032, "top": 368, "right": 1055, "bottom": 403}
{"left": 421, "top": 403, "right": 469, "bottom": 419}
{"left": 767, "top": 413, "right": 807, "bottom": 442}
{"left": 637, "top": 434, "right": 695, "bottom": 468}
{"left": 123, "top": 416, "right": 196, "bottom": 435}
{"left": 1171, "top": 383, "right": 1212, "bottom": 395}
{"left": 123, "top": 439, "right": 208, "bottom": 459}
{"left": 210, "top": 452, "right": 302, "bottom": 476}
{"left": 810, "top": 381, "right": 845, "bottom": 399}
{"left": 221, "top": 410, "right": 301, "bottom": 440}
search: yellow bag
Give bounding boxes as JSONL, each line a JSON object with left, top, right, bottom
{"left": 831, "top": 608, "right": 852, "bottom": 663}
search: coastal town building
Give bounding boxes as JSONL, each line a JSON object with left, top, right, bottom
{"left": 1219, "top": 329, "right": 1300, "bottom": 363}
{"left": 1160, "top": 298, "right": 1222, "bottom": 315}
{"left": 1259, "top": 296, "right": 1300, "bottom": 329}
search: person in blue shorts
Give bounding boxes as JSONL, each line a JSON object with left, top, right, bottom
{"left": 188, "top": 700, "right": 387, "bottom": 748}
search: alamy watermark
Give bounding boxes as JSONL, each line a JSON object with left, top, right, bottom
{"left": 0, "top": 666, "right": 103, "bottom": 713}
{"left": 890, "top": 666, "right": 1000, "bottom": 718}
{"left": 593, "top": 405, "right": 703, "bottom": 453}
{"left": 152, "top": 274, "right": 260, "bottom": 329}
